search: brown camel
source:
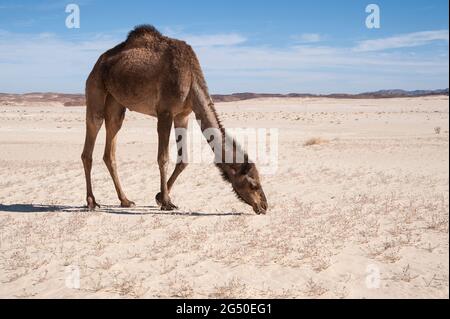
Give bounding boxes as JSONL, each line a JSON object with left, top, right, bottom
{"left": 81, "top": 25, "right": 268, "bottom": 214}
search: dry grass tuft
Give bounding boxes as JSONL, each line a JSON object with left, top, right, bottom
{"left": 304, "top": 278, "right": 328, "bottom": 297}
{"left": 211, "top": 277, "right": 248, "bottom": 298}
{"left": 304, "top": 137, "right": 329, "bottom": 147}
{"left": 110, "top": 271, "right": 147, "bottom": 298}
{"left": 391, "top": 264, "right": 419, "bottom": 283}
{"left": 434, "top": 127, "right": 441, "bottom": 135}
{"left": 168, "top": 274, "right": 194, "bottom": 298}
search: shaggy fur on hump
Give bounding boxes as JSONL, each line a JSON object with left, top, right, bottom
{"left": 127, "top": 24, "right": 162, "bottom": 40}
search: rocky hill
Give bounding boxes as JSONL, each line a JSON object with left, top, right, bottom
{"left": 0, "top": 89, "right": 447, "bottom": 106}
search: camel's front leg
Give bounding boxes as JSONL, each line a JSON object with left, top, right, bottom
{"left": 155, "top": 114, "right": 189, "bottom": 205}
{"left": 167, "top": 115, "right": 190, "bottom": 189}
{"left": 156, "top": 111, "right": 178, "bottom": 211}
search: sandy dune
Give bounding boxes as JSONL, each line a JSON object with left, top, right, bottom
{"left": 0, "top": 96, "right": 448, "bottom": 298}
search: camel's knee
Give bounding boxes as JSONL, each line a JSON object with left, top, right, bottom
{"left": 86, "top": 112, "right": 104, "bottom": 133}
{"left": 158, "top": 155, "right": 169, "bottom": 171}
{"left": 81, "top": 152, "right": 92, "bottom": 166}
{"left": 158, "top": 157, "right": 168, "bottom": 167}
{"left": 103, "top": 154, "right": 115, "bottom": 168}
{"left": 177, "top": 162, "right": 188, "bottom": 170}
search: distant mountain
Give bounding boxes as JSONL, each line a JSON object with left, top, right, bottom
{"left": 356, "top": 88, "right": 449, "bottom": 98}
{"left": 210, "top": 92, "right": 318, "bottom": 102}
{"left": 0, "top": 89, "right": 448, "bottom": 106}
{"left": 211, "top": 89, "right": 449, "bottom": 102}
{"left": 0, "top": 92, "right": 85, "bottom": 106}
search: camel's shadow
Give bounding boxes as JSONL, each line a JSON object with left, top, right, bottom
{"left": 0, "top": 204, "right": 244, "bottom": 217}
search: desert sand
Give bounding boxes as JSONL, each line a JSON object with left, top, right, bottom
{"left": 0, "top": 96, "right": 448, "bottom": 299}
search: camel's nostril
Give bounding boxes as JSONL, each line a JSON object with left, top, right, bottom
{"left": 260, "top": 201, "right": 268, "bottom": 211}
{"left": 253, "top": 205, "right": 267, "bottom": 215}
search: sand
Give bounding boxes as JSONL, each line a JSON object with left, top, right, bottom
{"left": 0, "top": 96, "right": 448, "bottom": 298}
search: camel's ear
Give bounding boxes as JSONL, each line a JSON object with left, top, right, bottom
{"left": 239, "top": 162, "right": 252, "bottom": 176}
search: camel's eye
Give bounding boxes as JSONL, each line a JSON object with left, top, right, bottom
{"left": 249, "top": 183, "right": 258, "bottom": 190}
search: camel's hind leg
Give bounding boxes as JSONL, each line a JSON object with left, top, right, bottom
{"left": 103, "top": 95, "right": 135, "bottom": 208}
{"left": 81, "top": 92, "right": 105, "bottom": 211}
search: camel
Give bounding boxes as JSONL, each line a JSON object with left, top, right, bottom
{"left": 81, "top": 25, "right": 268, "bottom": 214}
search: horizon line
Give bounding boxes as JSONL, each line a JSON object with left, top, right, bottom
{"left": 1, "top": 88, "right": 448, "bottom": 96}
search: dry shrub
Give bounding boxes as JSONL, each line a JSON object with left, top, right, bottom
{"left": 304, "top": 278, "right": 328, "bottom": 297}
{"left": 111, "top": 271, "right": 147, "bottom": 298}
{"left": 211, "top": 277, "right": 247, "bottom": 298}
{"left": 304, "top": 137, "right": 329, "bottom": 147}
{"left": 391, "top": 265, "right": 419, "bottom": 283}
{"left": 168, "top": 274, "right": 194, "bottom": 298}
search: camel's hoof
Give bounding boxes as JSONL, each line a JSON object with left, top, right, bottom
{"left": 121, "top": 200, "right": 136, "bottom": 208}
{"left": 161, "top": 203, "right": 178, "bottom": 211}
{"left": 155, "top": 193, "right": 163, "bottom": 206}
{"left": 87, "top": 197, "right": 100, "bottom": 211}
{"left": 155, "top": 193, "right": 178, "bottom": 211}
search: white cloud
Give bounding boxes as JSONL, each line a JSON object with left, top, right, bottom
{"left": 194, "top": 42, "right": 448, "bottom": 93}
{"left": 163, "top": 29, "right": 247, "bottom": 47}
{"left": 0, "top": 31, "right": 120, "bottom": 93}
{"left": 292, "top": 33, "right": 322, "bottom": 43}
{"left": 354, "top": 30, "right": 449, "bottom": 52}
{"left": 195, "top": 44, "right": 447, "bottom": 71}
{"left": 0, "top": 29, "right": 448, "bottom": 94}
{"left": 182, "top": 33, "right": 247, "bottom": 47}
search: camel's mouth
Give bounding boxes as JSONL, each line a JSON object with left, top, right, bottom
{"left": 255, "top": 191, "right": 268, "bottom": 215}
{"left": 253, "top": 201, "right": 268, "bottom": 215}
{"left": 254, "top": 208, "right": 267, "bottom": 215}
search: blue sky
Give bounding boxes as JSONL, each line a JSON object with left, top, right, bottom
{"left": 0, "top": 0, "right": 448, "bottom": 93}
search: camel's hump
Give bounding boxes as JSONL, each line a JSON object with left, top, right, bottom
{"left": 126, "top": 25, "right": 162, "bottom": 41}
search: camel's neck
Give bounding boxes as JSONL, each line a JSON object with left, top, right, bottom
{"left": 190, "top": 78, "right": 226, "bottom": 145}
{"left": 190, "top": 81, "right": 248, "bottom": 180}
{"left": 195, "top": 100, "right": 224, "bottom": 135}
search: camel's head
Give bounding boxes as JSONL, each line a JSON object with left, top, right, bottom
{"left": 229, "top": 162, "right": 268, "bottom": 215}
